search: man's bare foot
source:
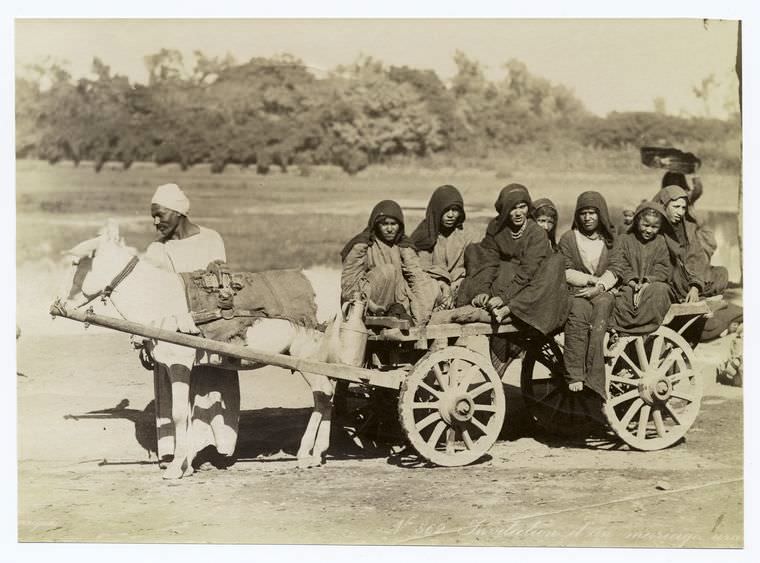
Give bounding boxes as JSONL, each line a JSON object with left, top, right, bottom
{"left": 568, "top": 381, "right": 584, "bottom": 392}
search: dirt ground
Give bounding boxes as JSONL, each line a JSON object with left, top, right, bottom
{"left": 16, "top": 321, "right": 743, "bottom": 548}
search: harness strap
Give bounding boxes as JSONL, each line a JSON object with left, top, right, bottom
{"left": 103, "top": 256, "right": 140, "bottom": 298}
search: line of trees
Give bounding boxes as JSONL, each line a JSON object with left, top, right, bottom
{"left": 15, "top": 50, "right": 741, "bottom": 174}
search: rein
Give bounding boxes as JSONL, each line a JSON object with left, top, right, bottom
{"left": 77, "top": 256, "right": 140, "bottom": 309}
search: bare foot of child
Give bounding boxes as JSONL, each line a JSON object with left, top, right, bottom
{"left": 492, "top": 305, "right": 511, "bottom": 324}
{"left": 568, "top": 381, "right": 584, "bottom": 392}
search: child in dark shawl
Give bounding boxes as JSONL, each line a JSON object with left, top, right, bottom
{"left": 456, "top": 184, "right": 569, "bottom": 335}
{"left": 654, "top": 180, "right": 725, "bottom": 296}
{"left": 410, "top": 185, "right": 475, "bottom": 310}
{"left": 531, "top": 198, "right": 559, "bottom": 252}
{"left": 557, "top": 191, "right": 617, "bottom": 395}
{"left": 652, "top": 186, "right": 706, "bottom": 303}
{"left": 341, "top": 200, "right": 438, "bottom": 325}
{"left": 608, "top": 201, "right": 672, "bottom": 335}
{"left": 653, "top": 185, "right": 741, "bottom": 340}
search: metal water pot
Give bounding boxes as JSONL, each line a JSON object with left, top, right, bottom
{"left": 338, "top": 296, "right": 368, "bottom": 367}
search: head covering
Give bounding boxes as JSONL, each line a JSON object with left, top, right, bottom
{"left": 572, "top": 191, "right": 615, "bottom": 248}
{"left": 487, "top": 183, "right": 533, "bottom": 235}
{"left": 630, "top": 200, "right": 669, "bottom": 236}
{"left": 653, "top": 185, "right": 696, "bottom": 225}
{"left": 531, "top": 198, "right": 558, "bottom": 248}
{"left": 151, "top": 183, "right": 190, "bottom": 215}
{"left": 340, "top": 200, "right": 415, "bottom": 261}
{"left": 409, "top": 185, "right": 465, "bottom": 251}
{"left": 661, "top": 171, "right": 689, "bottom": 191}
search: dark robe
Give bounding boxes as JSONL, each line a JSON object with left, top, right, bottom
{"left": 652, "top": 187, "right": 705, "bottom": 302}
{"left": 456, "top": 184, "right": 569, "bottom": 335}
{"left": 609, "top": 233, "right": 672, "bottom": 335}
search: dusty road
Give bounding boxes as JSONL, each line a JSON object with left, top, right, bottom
{"left": 16, "top": 326, "right": 742, "bottom": 548}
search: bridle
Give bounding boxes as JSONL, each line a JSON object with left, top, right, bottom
{"left": 74, "top": 255, "right": 140, "bottom": 310}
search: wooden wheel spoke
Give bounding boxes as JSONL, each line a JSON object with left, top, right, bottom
{"left": 432, "top": 364, "right": 449, "bottom": 391}
{"left": 636, "top": 405, "right": 651, "bottom": 440}
{"left": 473, "top": 404, "right": 497, "bottom": 413}
{"left": 652, "top": 407, "right": 667, "bottom": 437}
{"left": 415, "top": 412, "right": 441, "bottom": 432}
{"left": 468, "top": 381, "right": 495, "bottom": 399}
{"left": 659, "top": 349, "right": 684, "bottom": 376}
{"left": 426, "top": 420, "right": 447, "bottom": 448}
{"left": 546, "top": 393, "right": 567, "bottom": 423}
{"left": 445, "top": 427, "right": 456, "bottom": 454}
{"left": 619, "top": 351, "right": 645, "bottom": 378}
{"left": 609, "top": 388, "right": 639, "bottom": 407}
{"left": 634, "top": 338, "right": 650, "bottom": 372}
{"left": 667, "top": 368, "right": 693, "bottom": 386}
{"left": 619, "top": 398, "right": 645, "bottom": 428}
{"left": 534, "top": 383, "right": 562, "bottom": 404}
{"left": 469, "top": 416, "right": 489, "bottom": 434}
{"left": 670, "top": 389, "right": 697, "bottom": 403}
{"left": 462, "top": 429, "right": 476, "bottom": 450}
{"left": 418, "top": 381, "right": 442, "bottom": 400}
{"left": 663, "top": 402, "right": 683, "bottom": 426}
{"left": 456, "top": 365, "right": 481, "bottom": 392}
{"left": 609, "top": 374, "right": 638, "bottom": 386}
{"left": 412, "top": 401, "right": 439, "bottom": 410}
{"left": 649, "top": 335, "right": 664, "bottom": 368}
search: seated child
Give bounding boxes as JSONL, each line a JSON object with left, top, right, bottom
{"left": 341, "top": 200, "right": 437, "bottom": 325}
{"left": 410, "top": 185, "right": 474, "bottom": 311}
{"left": 531, "top": 198, "right": 559, "bottom": 252}
{"left": 557, "top": 191, "right": 617, "bottom": 395}
{"left": 608, "top": 201, "right": 672, "bottom": 335}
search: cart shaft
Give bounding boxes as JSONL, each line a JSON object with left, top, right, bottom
{"left": 51, "top": 306, "right": 404, "bottom": 390}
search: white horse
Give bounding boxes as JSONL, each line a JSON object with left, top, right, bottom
{"left": 55, "top": 222, "right": 341, "bottom": 479}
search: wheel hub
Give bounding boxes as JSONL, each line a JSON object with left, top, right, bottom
{"left": 639, "top": 376, "right": 672, "bottom": 404}
{"left": 439, "top": 393, "right": 475, "bottom": 424}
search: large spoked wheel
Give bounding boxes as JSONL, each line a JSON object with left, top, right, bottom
{"left": 520, "top": 336, "right": 602, "bottom": 437}
{"left": 604, "top": 326, "right": 703, "bottom": 450}
{"left": 332, "top": 381, "right": 403, "bottom": 455}
{"left": 398, "top": 346, "right": 506, "bottom": 467}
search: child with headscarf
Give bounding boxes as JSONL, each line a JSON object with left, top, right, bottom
{"left": 652, "top": 186, "right": 706, "bottom": 303}
{"left": 653, "top": 185, "right": 742, "bottom": 341}
{"left": 608, "top": 201, "right": 673, "bottom": 335}
{"left": 456, "top": 184, "right": 569, "bottom": 335}
{"left": 341, "top": 200, "right": 438, "bottom": 325}
{"left": 653, "top": 185, "right": 727, "bottom": 299}
{"left": 410, "top": 185, "right": 474, "bottom": 310}
{"left": 557, "top": 191, "right": 617, "bottom": 394}
{"left": 531, "top": 198, "right": 559, "bottom": 252}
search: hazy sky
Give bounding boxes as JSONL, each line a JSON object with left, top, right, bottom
{"left": 15, "top": 18, "right": 740, "bottom": 118}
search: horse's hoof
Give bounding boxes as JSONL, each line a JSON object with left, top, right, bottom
{"left": 296, "top": 456, "right": 323, "bottom": 469}
{"left": 162, "top": 461, "right": 194, "bottom": 480}
{"left": 162, "top": 464, "right": 184, "bottom": 480}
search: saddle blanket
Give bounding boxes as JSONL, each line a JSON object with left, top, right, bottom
{"left": 180, "top": 267, "right": 318, "bottom": 345}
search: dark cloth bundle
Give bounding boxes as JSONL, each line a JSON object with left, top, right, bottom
{"left": 180, "top": 267, "right": 318, "bottom": 345}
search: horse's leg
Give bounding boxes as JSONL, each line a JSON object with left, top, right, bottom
{"left": 295, "top": 372, "right": 335, "bottom": 468}
{"left": 163, "top": 363, "right": 195, "bottom": 480}
{"left": 296, "top": 373, "right": 323, "bottom": 468}
{"left": 310, "top": 376, "right": 336, "bottom": 465}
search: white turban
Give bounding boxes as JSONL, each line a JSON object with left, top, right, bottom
{"left": 151, "top": 183, "right": 190, "bottom": 215}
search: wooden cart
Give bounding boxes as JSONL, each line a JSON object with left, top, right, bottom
{"left": 52, "top": 301, "right": 711, "bottom": 467}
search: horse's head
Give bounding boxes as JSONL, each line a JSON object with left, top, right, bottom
{"left": 52, "top": 220, "right": 137, "bottom": 314}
